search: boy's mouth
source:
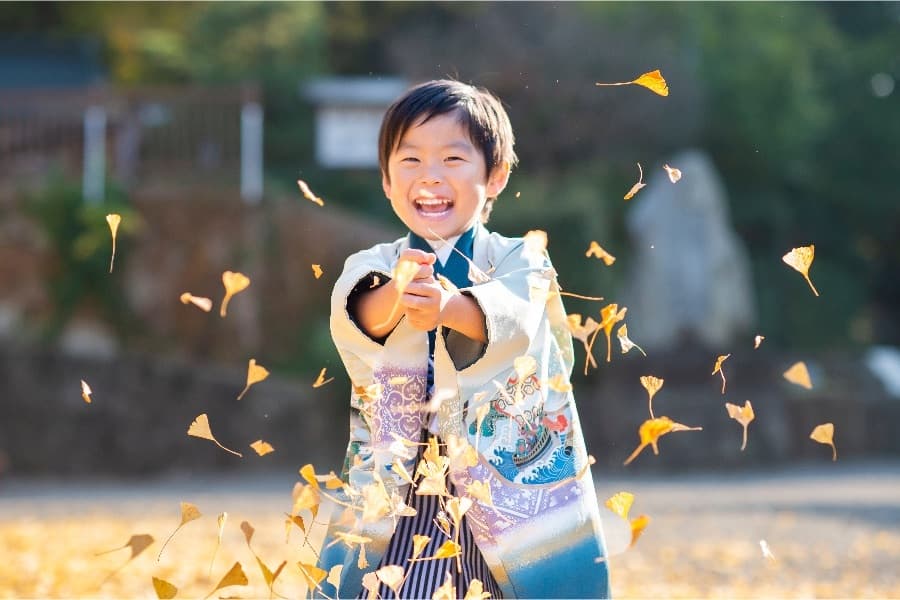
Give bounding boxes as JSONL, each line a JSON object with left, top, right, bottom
{"left": 414, "top": 197, "right": 453, "bottom": 217}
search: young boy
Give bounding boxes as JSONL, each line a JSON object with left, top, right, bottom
{"left": 322, "top": 80, "right": 610, "bottom": 599}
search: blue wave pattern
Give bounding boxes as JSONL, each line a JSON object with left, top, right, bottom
{"left": 521, "top": 445, "right": 576, "bottom": 484}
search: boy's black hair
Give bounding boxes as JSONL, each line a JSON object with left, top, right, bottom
{"left": 378, "top": 79, "right": 518, "bottom": 221}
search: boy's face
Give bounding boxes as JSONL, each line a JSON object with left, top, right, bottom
{"left": 382, "top": 112, "right": 509, "bottom": 241}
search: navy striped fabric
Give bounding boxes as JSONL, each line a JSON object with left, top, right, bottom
{"left": 361, "top": 435, "right": 503, "bottom": 599}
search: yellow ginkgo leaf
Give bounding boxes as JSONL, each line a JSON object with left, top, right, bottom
{"left": 105, "top": 214, "right": 121, "bottom": 273}
{"left": 433, "top": 573, "right": 457, "bottom": 600}
{"left": 311, "top": 264, "right": 323, "bottom": 279}
{"left": 466, "top": 479, "right": 494, "bottom": 507}
{"left": 596, "top": 69, "right": 669, "bottom": 97}
{"left": 220, "top": 271, "right": 250, "bottom": 317}
{"left": 446, "top": 496, "right": 473, "bottom": 529}
{"left": 80, "top": 379, "right": 92, "bottom": 404}
{"left": 205, "top": 562, "right": 248, "bottom": 600}
{"left": 523, "top": 229, "right": 548, "bottom": 255}
{"left": 312, "top": 367, "right": 335, "bottom": 388}
{"left": 327, "top": 565, "right": 344, "bottom": 597}
{"left": 373, "top": 258, "right": 421, "bottom": 331}
{"left": 629, "top": 514, "right": 651, "bottom": 547}
{"left": 513, "top": 355, "right": 537, "bottom": 381}
{"left": 783, "top": 361, "right": 813, "bottom": 389}
{"left": 411, "top": 535, "right": 431, "bottom": 561}
{"left": 297, "top": 179, "right": 325, "bottom": 206}
{"left": 617, "top": 324, "right": 647, "bottom": 357}
{"left": 97, "top": 533, "right": 154, "bottom": 560}
{"left": 725, "top": 400, "right": 755, "bottom": 451}
{"left": 250, "top": 439, "right": 274, "bottom": 456}
{"left": 208, "top": 512, "right": 227, "bottom": 577}
{"left": 179, "top": 292, "right": 212, "bottom": 313}
{"left": 624, "top": 162, "right": 646, "bottom": 200}
{"left": 585, "top": 241, "right": 616, "bottom": 266}
{"left": 152, "top": 576, "right": 178, "bottom": 599}
{"left": 712, "top": 354, "right": 731, "bottom": 394}
{"left": 623, "top": 416, "right": 703, "bottom": 466}
{"left": 188, "top": 414, "right": 243, "bottom": 457}
{"left": 376, "top": 565, "right": 406, "bottom": 596}
{"left": 639, "top": 375, "right": 664, "bottom": 419}
{"left": 547, "top": 373, "right": 573, "bottom": 393}
{"left": 237, "top": 358, "right": 269, "bottom": 401}
{"left": 604, "top": 491, "right": 635, "bottom": 520}
{"left": 754, "top": 335, "right": 765, "bottom": 349}
{"left": 586, "top": 303, "right": 627, "bottom": 369}
{"left": 361, "top": 572, "right": 379, "bottom": 600}
{"left": 464, "top": 579, "right": 491, "bottom": 600}
{"left": 782, "top": 245, "right": 819, "bottom": 296}
{"left": 158, "top": 502, "right": 201, "bottom": 561}
{"left": 663, "top": 164, "right": 682, "bottom": 183}
{"left": 568, "top": 313, "right": 601, "bottom": 373}
{"left": 810, "top": 422, "right": 837, "bottom": 461}
{"left": 432, "top": 540, "right": 462, "bottom": 560}
{"left": 240, "top": 520, "right": 255, "bottom": 545}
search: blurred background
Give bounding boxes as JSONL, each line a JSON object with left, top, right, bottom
{"left": 1, "top": 2, "right": 899, "bottom": 598}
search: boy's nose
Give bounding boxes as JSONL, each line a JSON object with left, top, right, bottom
{"left": 418, "top": 165, "right": 444, "bottom": 185}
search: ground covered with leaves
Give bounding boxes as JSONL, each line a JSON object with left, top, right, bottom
{"left": 2, "top": 460, "right": 898, "bottom": 599}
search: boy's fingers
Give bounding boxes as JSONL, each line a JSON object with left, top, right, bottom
{"left": 399, "top": 248, "right": 436, "bottom": 265}
{"left": 414, "top": 264, "right": 434, "bottom": 281}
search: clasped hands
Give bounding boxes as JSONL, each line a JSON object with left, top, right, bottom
{"left": 395, "top": 248, "right": 454, "bottom": 332}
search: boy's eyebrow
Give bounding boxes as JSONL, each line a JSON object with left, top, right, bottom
{"left": 396, "top": 140, "right": 475, "bottom": 152}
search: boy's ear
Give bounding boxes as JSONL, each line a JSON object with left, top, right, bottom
{"left": 486, "top": 161, "right": 511, "bottom": 198}
{"left": 381, "top": 171, "right": 392, "bottom": 199}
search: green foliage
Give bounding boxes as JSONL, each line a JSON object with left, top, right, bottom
{"left": 24, "top": 175, "right": 137, "bottom": 340}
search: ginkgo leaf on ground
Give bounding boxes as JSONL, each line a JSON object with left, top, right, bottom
{"left": 596, "top": 69, "right": 669, "bottom": 96}
{"left": 663, "top": 164, "right": 682, "bottom": 183}
{"left": 205, "top": 562, "right": 248, "bottom": 600}
{"left": 180, "top": 292, "right": 212, "bottom": 313}
{"left": 585, "top": 241, "right": 616, "bottom": 266}
{"left": 237, "top": 358, "right": 269, "bottom": 400}
{"left": 250, "top": 439, "right": 274, "bottom": 456}
{"left": 152, "top": 576, "right": 178, "bottom": 599}
{"left": 106, "top": 214, "right": 121, "bottom": 273}
{"left": 188, "top": 414, "right": 243, "bottom": 457}
{"left": 220, "top": 271, "right": 250, "bottom": 317}
{"left": 623, "top": 416, "right": 703, "bottom": 465}
{"left": 810, "top": 423, "right": 837, "bottom": 461}
{"left": 617, "top": 324, "right": 646, "bottom": 357}
{"left": 624, "top": 163, "right": 646, "bottom": 200}
{"left": 782, "top": 245, "right": 819, "bottom": 296}
{"left": 297, "top": 179, "right": 325, "bottom": 206}
{"left": 639, "top": 375, "right": 664, "bottom": 419}
{"left": 712, "top": 354, "right": 731, "bottom": 394}
{"left": 725, "top": 401, "right": 755, "bottom": 451}
{"left": 81, "top": 379, "right": 92, "bottom": 404}
{"left": 783, "top": 361, "right": 813, "bottom": 389}
{"left": 312, "top": 367, "right": 335, "bottom": 388}
{"left": 158, "top": 502, "right": 201, "bottom": 561}
{"left": 311, "top": 264, "right": 323, "bottom": 279}
{"left": 208, "top": 512, "right": 227, "bottom": 577}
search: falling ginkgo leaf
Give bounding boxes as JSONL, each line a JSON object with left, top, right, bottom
{"left": 250, "top": 440, "right": 274, "bottom": 456}
{"left": 80, "top": 379, "right": 92, "bottom": 404}
{"left": 663, "top": 164, "right": 682, "bottom": 183}
{"left": 374, "top": 258, "right": 421, "bottom": 331}
{"left": 624, "top": 163, "right": 646, "bottom": 200}
{"left": 297, "top": 179, "right": 325, "bottom": 206}
{"left": 105, "top": 213, "right": 121, "bottom": 274}
{"left": 311, "top": 264, "right": 323, "bottom": 279}
{"left": 604, "top": 491, "right": 635, "bottom": 520}
{"left": 313, "top": 367, "right": 335, "bottom": 388}
{"left": 725, "top": 400, "right": 755, "bottom": 451}
{"left": 464, "top": 579, "right": 491, "bottom": 600}
{"left": 783, "top": 361, "right": 813, "bottom": 389}
{"left": 623, "top": 416, "right": 703, "bottom": 466}
{"left": 617, "top": 324, "right": 646, "bottom": 356}
{"left": 629, "top": 514, "right": 651, "bottom": 547}
{"left": 586, "top": 303, "right": 628, "bottom": 368}
{"left": 97, "top": 534, "right": 154, "bottom": 560}
{"left": 760, "top": 539, "right": 777, "bottom": 561}
{"left": 298, "top": 562, "right": 328, "bottom": 593}
{"left": 220, "top": 271, "right": 250, "bottom": 317}
{"left": 188, "top": 414, "right": 243, "bottom": 457}
{"left": 782, "top": 245, "right": 819, "bottom": 296}
{"left": 596, "top": 69, "right": 669, "bottom": 97}
{"left": 639, "top": 375, "right": 664, "bottom": 419}
{"left": 179, "top": 292, "right": 213, "bottom": 313}
{"left": 585, "top": 241, "right": 616, "bottom": 266}
{"left": 810, "top": 422, "right": 837, "bottom": 461}
{"left": 515, "top": 191, "right": 521, "bottom": 199}
{"left": 237, "top": 358, "right": 269, "bottom": 401}
{"left": 523, "top": 229, "right": 549, "bottom": 255}
{"left": 158, "top": 502, "right": 202, "bottom": 561}
{"left": 152, "top": 576, "right": 178, "bottom": 599}
{"left": 205, "top": 562, "right": 248, "bottom": 600}
{"left": 712, "top": 354, "right": 731, "bottom": 394}
{"left": 376, "top": 565, "right": 406, "bottom": 596}
{"left": 208, "top": 512, "right": 227, "bottom": 577}
{"left": 754, "top": 335, "right": 765, "bottom": 349}
{"left": 546, "top": 373, "right": 573, "bottom": 393}
{"left": 433, "top": 572, "right": 457, "bottom": 600}
{"left": 568, "top": 313, "right": 601, "bottom": 373}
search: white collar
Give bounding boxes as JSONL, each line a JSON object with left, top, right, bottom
{"left": 424, "top": 234, "right": 462, "bottom": 266}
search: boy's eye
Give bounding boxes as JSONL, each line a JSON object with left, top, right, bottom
{"left": 445, "top": 156, "right": 465, "bottom": 162}
{"left": 400, "top": 157, "right": 420, "bottom": 164}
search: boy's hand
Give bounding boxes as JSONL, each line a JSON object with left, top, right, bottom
{"left": 401, "top": 277, "right": 452, "bottom": 332}
{"left": 397, "top": 248, "right": 436, "bottom": 283}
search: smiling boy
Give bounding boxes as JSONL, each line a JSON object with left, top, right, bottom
{"left": 324, "top": 80, "right": 611, "bottom": 599}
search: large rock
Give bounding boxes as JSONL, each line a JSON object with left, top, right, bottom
{"left": 621, "top": 149, "right": 756, "bottom": 351}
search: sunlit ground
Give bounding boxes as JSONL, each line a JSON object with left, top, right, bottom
{"left": 1, "top": 460, "right": 898, "bottom": 599}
